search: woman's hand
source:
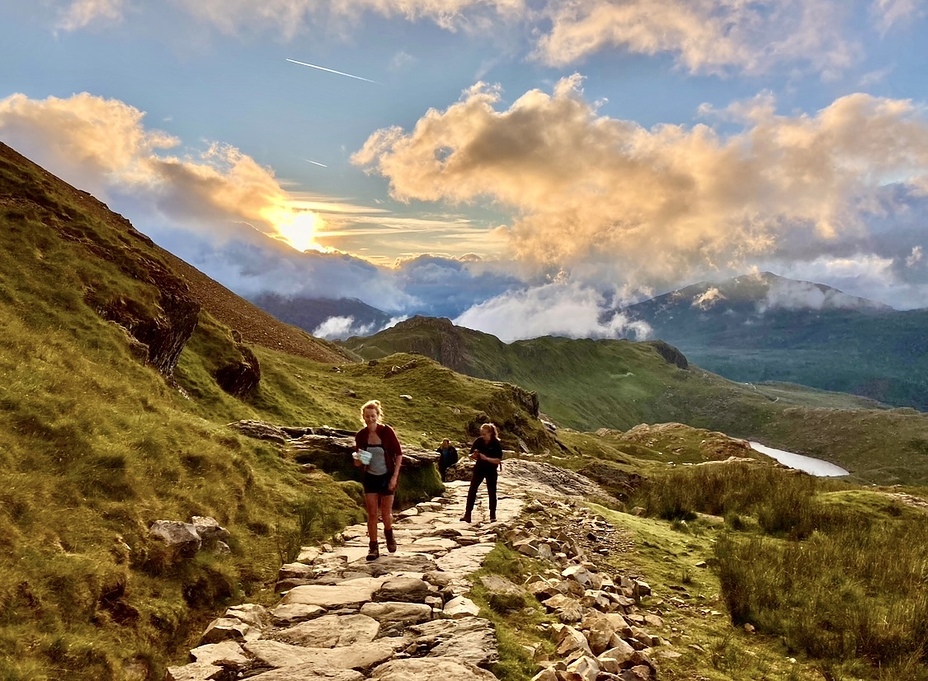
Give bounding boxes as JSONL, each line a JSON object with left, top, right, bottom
{"left": 388, "top": 477, "right": 398, "bottom": 493}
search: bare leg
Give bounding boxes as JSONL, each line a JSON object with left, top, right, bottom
{"left": 380, "top": 494, "right": 394, "bottom": 531}
{"left": 365, "top": 493, "right": 380, "bottom": 542}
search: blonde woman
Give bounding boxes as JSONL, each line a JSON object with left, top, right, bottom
{"left": 460, "top": 422, "right": 503, "bottom": 523}
{"left": 353, "top": 399, "right": 403, "bottom": 560}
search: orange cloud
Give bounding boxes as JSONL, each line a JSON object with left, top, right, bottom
{"left": 0, "top": 92, "right": 327, "bottom": 253}
{"left": 353, "top": 77, "right": 928, "bottom": 288}
{"left": 536, "top": 0, "right": 857, "bottom": 76}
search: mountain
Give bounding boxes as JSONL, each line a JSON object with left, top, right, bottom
{"left": 249, "top": 293, "right": 392, "bottom": 339}
{"left": 341, "top": 315, "right": 928, "bottom": 485}
{"left": 618, "top": 272, "right": 928, "bottom": 410}
{"left": 0, "top": 142, "right": 557, "bottom": 677}
{"left": 4, "top": 142, "right": 928, "bottom": 681}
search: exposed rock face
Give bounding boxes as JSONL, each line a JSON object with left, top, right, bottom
{"left": 646, "top": 340, "right": 688, "bottom": 370}
{"left": 215, "top": 341, "right": 261, "bottom": 397}
{"left": 93, "top": 269, "right": 200, "bottom": 376}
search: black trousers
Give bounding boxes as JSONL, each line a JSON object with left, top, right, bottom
{"left": 465, "top": 465, "right": 498, "bottom": 516}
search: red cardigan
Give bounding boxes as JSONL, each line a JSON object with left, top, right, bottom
{"left": 355, "top": 424, "right": 403, "bottom": 474}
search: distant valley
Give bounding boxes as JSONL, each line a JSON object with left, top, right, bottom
{"left": 617, "top": 272, "right": 928, "bottom": 410}
{"left": 268, "top": 271, "right": 928, "bottom": 411}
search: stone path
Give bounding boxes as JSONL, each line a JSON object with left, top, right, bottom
{"left": 168, "top": 461, "right": 667, "bottom": 681}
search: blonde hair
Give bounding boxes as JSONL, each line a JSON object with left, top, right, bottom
{"left": 480, "top": 423, "right": 499, "bottom": 440}
{"left": 360, "top": 399, "right": 383, "bottom": 423}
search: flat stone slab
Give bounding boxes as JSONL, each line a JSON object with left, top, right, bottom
{"left": 280, "top": 577, "right": 387, "bottom": 609}
{"left": 271, "top": 614, "right": 380, "bottom": 647}
{"left": 247, "top": 664, "right": 365, "bottom": 681}
{"left": 165, "top": 662, "right": 223, "bottom": 681}
{"left": 371, "top": 658, "right": 498, "bottom": 681}
{"left": 435, "top": 544, "right": 496, "bottom": 575}
{"left": 245, "top": 640, "right": 397, "bottom": 671}
{"left": 271, "top": 603, "right": 327, "bottom": 625}
{"left": 360, "top": 601, "right": 433, "bottom": 624}
{"left": 189, "top": 640, "right": 249, "bottom": 666}
{"left": 410, "top": 618, "right": 499, "bottom": 667}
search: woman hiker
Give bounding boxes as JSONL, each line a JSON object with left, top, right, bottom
{"left": 353, "top": 399, "right": 403, "bottom": 560}
{"left": 460, "top": 422, "right": 504, "bottom": 523}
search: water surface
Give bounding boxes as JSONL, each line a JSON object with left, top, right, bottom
{"left": 749, "top": 441, "right": 849, "bottom": 477}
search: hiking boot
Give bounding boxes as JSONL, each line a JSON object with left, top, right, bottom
{"left": 460, "top": 515, "right": 471, "bottom": 523}
{"left": 489, "top": 513, "right": 497, "bottom": 522}
{"left": 366, "top": 541, "right": 379, "bottom": 561}
{"left": 385, "top": 529, "right": 397, "bottom": 553}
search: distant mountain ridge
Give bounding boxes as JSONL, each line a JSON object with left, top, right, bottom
{"left": 618, "top": 272, "right": 928, "bottom": 409}
{"left": 250, "top": 293, "right": 392, "bottom": 339}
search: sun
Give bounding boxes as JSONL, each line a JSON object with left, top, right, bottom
{"left": 262, "top": 204, "right": 326, "bottom": 253}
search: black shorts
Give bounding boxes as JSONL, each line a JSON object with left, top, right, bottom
{"left": 362, "top": 472, "right": 394, "bottom": 496}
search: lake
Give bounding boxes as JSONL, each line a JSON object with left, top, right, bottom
{"left": 749, "top": 441, "right": 849, "bottom": 477}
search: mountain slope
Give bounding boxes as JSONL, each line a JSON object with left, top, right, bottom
{"left": 343, "top": 316, "right": 928, "bottom": 485}
{"left": 0, "top": 142, "right": 555, "bottom": 678}
{"left": 619, "top": 272, "right": 928, "bottom": 409}
{"left": 249, "top": 292, "right": 392, "bottom": 339}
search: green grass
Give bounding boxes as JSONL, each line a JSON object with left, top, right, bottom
{"left": 0, "top": 147, "right": 550, "bottom": 678}
{"left": 621, "top": 462, "right": 928, "bottom": 678}
{"left": 342, "top": 319, "right": 928, "bottom": 486}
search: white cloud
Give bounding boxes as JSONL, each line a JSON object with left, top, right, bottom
{"left": 761, "top": 277, "right": 890, "bottom": 311}
{"left": 906, "top": 245, "right": 923, "bottom": 267}
{"left": 692, "top": 287, "right": 725, "bottom": 310}
{"left": 872, "top": 0, "right": 927, "bottom": 32}
{"left": 535, "top": 0, "right": 857, "bottom": 77}
{"left": 355, "top": 78, "right": 928, "bottom": 296}
{"left": 170, "top": 0, "right": 526, "bottom": 40}
{"left": 453, "top": 281, "right": 652, "bottom": 342}
{"left": 55, "top": 0, "right": 126, "bottom": 31}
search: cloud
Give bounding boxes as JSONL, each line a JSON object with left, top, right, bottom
{"left": 312, "top": 315, "right": 376, "bottom": 339}
{"left": 55, "top": 0, "right": 126, "bottom": 31}
{"left": 534, "top": 0, "right": 857, "bottom": 76}
{"left": 0, "top": 92, "right": 343, "bottom": 254}
{"left": 454, "top": 281, "right": 652, "bottom": 342}
{"left": 170, "top": 0, "right": 526, "bottom": 40}
{"left": 906, "top": 245, "right": 924, "bottom": 268}
{"left": 760, "top": 276, "right": 890, "bottom": 311}
{"left": 692, "top": 287, "right": 725, "bottom": 310}
{"left": 872, "top": 0, "right": 927, "bottom": 32}
{"left": 354, "top": 77, "right": 928, "bottom": 298}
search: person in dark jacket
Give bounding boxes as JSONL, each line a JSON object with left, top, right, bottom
{"left": 460, "top": 422, "right": 503, "bottom": 523}
{"left": 353, "top": 399, "right": 403, "bottom": 560}
{"left": 436, "top": 438, "right": 458, "bottom": 481}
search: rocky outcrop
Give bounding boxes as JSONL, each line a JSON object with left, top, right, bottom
{"left": 226, "top": 420, "right": 440, "bottom": 476}
{"left": 93, "top": 272, "right": 200, "bottom": 376}
{"left": 645, "top": 341, "right": 688, "bottom": 370}
{"left": 148, "top": 516, "right": 231, "bottom": 567}
{"left": 215, "top": 339, "right": 261, "bottom": 397}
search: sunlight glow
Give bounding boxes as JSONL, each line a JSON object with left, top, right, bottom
{"left": 262, "top": 204, "right": 327, "bottom": 253}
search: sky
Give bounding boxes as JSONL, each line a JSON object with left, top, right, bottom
{"left": 1, "top": 0, "right": 927, "bottom": 341}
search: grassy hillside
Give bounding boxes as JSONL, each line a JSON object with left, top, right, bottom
{"left": 0, "top": 143, "right": 551, "bottom": 679}
{"left": 4, "top": 141, "right": 928, "bottom": 681}
{"left": 343, "top": 317, "right": 928, "bottom": 486}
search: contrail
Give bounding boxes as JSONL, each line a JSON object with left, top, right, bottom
{"left": 305, "top": 159, "right": 328, "bottom": 168}
{"left": 287, "top": 58, "right": 379, "bottom": 84}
